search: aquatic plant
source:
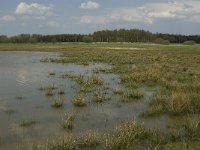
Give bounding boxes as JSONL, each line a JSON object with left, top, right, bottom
{"left": 63, "top": 113, "right": 75, "bottom": 130}
{"left": 73, "top": 95, "right": 87, "bottom": 107}
{"left": 51, "top": 98, "right": 63, "bottom": 108}
{"left": 122, "top": 90, "right": 144, "bottom": 102}
{"left": 49, "top": 71, "right": 56, "bottom": 76}
{"left": 45, "top": 88, "right": 54, "bottom": 96}
{"left": 20, "top": 120, "right": 37, "bottom": 127}
{"left": 58, "top": 87, "right": 65, "bottom": 95}
{"left": 16, "top": 96, "right": 23, "bottom": 100}
{"left": 113, "top": 87, "right": 124, "bottom": 95}
{"left": 168, "top": 91, "right": 191, "bottom": 115}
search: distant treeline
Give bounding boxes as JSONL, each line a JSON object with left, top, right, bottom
{"left": 0, "top": 29, "right": 200, "bottom": 44}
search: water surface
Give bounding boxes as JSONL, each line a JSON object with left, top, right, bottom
{"left": 0, "top": 51, "right": 165, "bottom": 149}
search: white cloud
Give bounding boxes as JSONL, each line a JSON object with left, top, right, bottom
{"left": 80, "top": 15, "right": 107, "bottom": 25}
{"left": 21, "top": 15, "right": 46, "bottom": 21}
{"left": 107, "top": 8, "right": 153, "bottom": 24}
{"left": 80, "top": 0, "right": 200, "bottom": 25}
{"left": 0, "top": 15, "right": 15, "bottom": 21}
{"left": 16, "top": 2, "right": 53, "bottom": 16}
{"left": 80, "top": 1, "right": 100, "bottom": 10}
{"left": 47, "top": 21, "right": 59, "bottom": 27}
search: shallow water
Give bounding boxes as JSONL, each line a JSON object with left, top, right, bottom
{"left": 0, "top": 51, "right": 165, "bottom": 149}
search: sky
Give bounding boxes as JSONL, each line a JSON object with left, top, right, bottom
{"left": 1, "top": 0, "right": 200, "bottom": 35}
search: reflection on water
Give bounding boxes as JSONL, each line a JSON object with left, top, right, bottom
{"left": 0, "top": 51, "right": 164, "bottom": 149}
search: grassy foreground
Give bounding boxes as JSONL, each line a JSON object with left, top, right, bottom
{"left": 1, "top": 42, "right": 200, "bottom": 149}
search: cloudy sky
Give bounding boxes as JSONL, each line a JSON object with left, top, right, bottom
{"left": 1, "top": 0, "right": 200, "bottom": 35}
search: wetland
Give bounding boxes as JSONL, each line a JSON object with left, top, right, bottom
{"left": 0, "top": 43, "right": 200, "bottom": 149}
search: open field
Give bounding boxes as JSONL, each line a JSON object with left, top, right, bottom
{"left": 0, "top": 42, "right": 200, "bottom": 149}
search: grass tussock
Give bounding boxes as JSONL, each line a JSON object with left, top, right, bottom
{"left": 49, "top": 71, "right": 56, "bottom": 76}
{"left": 122, "top": 90, "right": 144, "bottom": 102}
{"left": 20, "top": 120, "right": 37, "bottom": 127}
{"left": 51, "top": 98, "right": 63, "bottom": 108}
{"left": 143, "top": 94, "right": 167, "bottom": 116}
{"left": 45, "top": 88, "right": 54, "bottom": 96}
{"left": 113, "top": 87, "right": 124, "bottom": 95}
{"left": 73, "top": 95, "right": 87, "bottom": 107}
{"left": 93, "top": 89, "right": 109, "bottom": 103}
{"left": 48, "top": 131, "right": 101, "bottom": 150}
{"left": 16, "top": 96, "right": 23, "bottom": 100}
{"left": 58, "top": 87, "right": 65, "bottom": 95}
{"left": 168, "top": 91, "right": 191, "bottom": 115}
{"left": 106, "top": 120, "right": 161, "bottom": 150}
{"left": 63, "top": 113, "right": 75, "bottom": 130}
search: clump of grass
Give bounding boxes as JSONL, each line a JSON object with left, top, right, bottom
{"left": 40, "top": 58, "right": 50, "bottom": 62}
{"left": 49, "top": 71, "right": 56, "bottom": 76}
{"left": 121, "top": 63, "right": 162, "bottom": 86}
{"left": 51, "top": 98, "right": 63, "bottom": 108}
{"left": 20, "top": 120, "right": 37, "bottom": 127}
{"left": 76, "top": 75, "right": 85, "bottom": 85}
{"left": 93, "top": 67, "right": 112, "bottom": 74}
{"left": 113, "top": 87, "right": 124, "bottom": 95}
{"left": 183, "top": 116, "right": 200, "bottom": 139}
{"left": 168, "top": 116, "right": 200, "bottom": 141}
{"left": 16, "top": 96, "right": 23, "bottom": 100}
{"left": 143, "top": 94, "right": 167, "bottom": 117}
{"left": 79, "top": 131, "right": 100, "bottom": 147}
{"left": 106, "top": 120, "right": 160, "bottom": 150}
{"left": 89, "top": 75, "right": 103, "bottom": 85}
{"left": 78, "top": 74, "right": 104, "bottom": 93}
{"left": 45, "top": 88, "right": 54, "bottom": 96}
{"left": 58, "top": 87, "right": 65, "bottom": 95}
{"left": 168, "top": 91, "right": 191, "bottom": 115}
{"left": 122, "top": 90, "right": 144, "bottom": 102}
{"left": 133, "top": 91, "right": 145, "bottom": 99}
{"left": 73, "top": 95, "right": 87, "bottom": 107}
{"left": 49, "top": 135, "right": 78, "bottom": 150}
{"left": 44, "top": 84, "right": 57, "bottom": 90}
{"left": 94, "top": 93, "right": 108, "bottom": 103}
{"left": 63, "top": 113, "right": 75, "bottom": 130}
{"left": 38, "top": 86, "right": 45, "bottom": 91}
{"left": 48, "top": 131, "right": 100, "bottom": 149}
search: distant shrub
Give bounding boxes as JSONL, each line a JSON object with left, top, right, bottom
{"left": 154, "top": 38, "right": 170, "bottom": 45}
{"left": 183, "top": 40, "right": 195, "bottom": 45}
{"left": 162, "top": 40, "right": 170, "bottom": 45}
{"left": 83, "top": 36, "right": 93, "bottom": 43}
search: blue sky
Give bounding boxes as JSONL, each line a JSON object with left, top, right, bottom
{"left": 0, "top": 0, "right": 200, "bottom": 35}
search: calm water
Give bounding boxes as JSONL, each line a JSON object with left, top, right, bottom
{"left": 0, "top": 51, "right": 165, "bottom": 149}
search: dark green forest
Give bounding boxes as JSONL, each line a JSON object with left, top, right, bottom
{"left": 1, "top": 29, "right": 200, "bottom": 44}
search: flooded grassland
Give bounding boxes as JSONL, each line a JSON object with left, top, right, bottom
{"left": 0, "top": 43, "right": 200, "bottom": 149}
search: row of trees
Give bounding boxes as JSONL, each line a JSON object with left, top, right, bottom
{"left": 0, "top": 29, "right": 200, "bottom": 44}
{"left": 0, "top": 34, "right": 86, "bottom": 43}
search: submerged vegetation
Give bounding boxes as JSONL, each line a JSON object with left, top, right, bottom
{"left": 20, "top": 119, "right": 37, "bottom": 127}
{"left": 0, "top": 42, "right": 200, "bottom": 149}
